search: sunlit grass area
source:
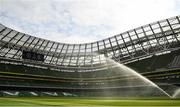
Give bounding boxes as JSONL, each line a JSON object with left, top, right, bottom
{"left": 0, "top": 97, "right": 179, "bottom": 106}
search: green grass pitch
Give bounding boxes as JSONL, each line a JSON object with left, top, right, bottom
{"left": 0, "top": 97, "right": 180, "bottom": 106}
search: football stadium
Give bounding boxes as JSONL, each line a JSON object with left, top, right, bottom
{"left": 0, "top": 14, "right": 180, "bottom": 106}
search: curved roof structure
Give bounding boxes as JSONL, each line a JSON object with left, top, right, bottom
{"left": 0, "top": 15, "right": 180, "bottom": 72}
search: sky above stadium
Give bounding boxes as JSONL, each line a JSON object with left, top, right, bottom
{"left": 0, "top": 0, "right": 180, "bottom": 44}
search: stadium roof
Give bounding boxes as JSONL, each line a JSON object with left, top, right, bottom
{"left": 0, "top": 15, "right": 180, "bottom": 72}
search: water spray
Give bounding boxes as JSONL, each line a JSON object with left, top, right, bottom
{"left": 106, "top": 58, "right": 172, "bottom": 98}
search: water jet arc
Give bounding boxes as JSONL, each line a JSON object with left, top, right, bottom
{"left": 106, "top": 58, "right": 172, "bottom": 98}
